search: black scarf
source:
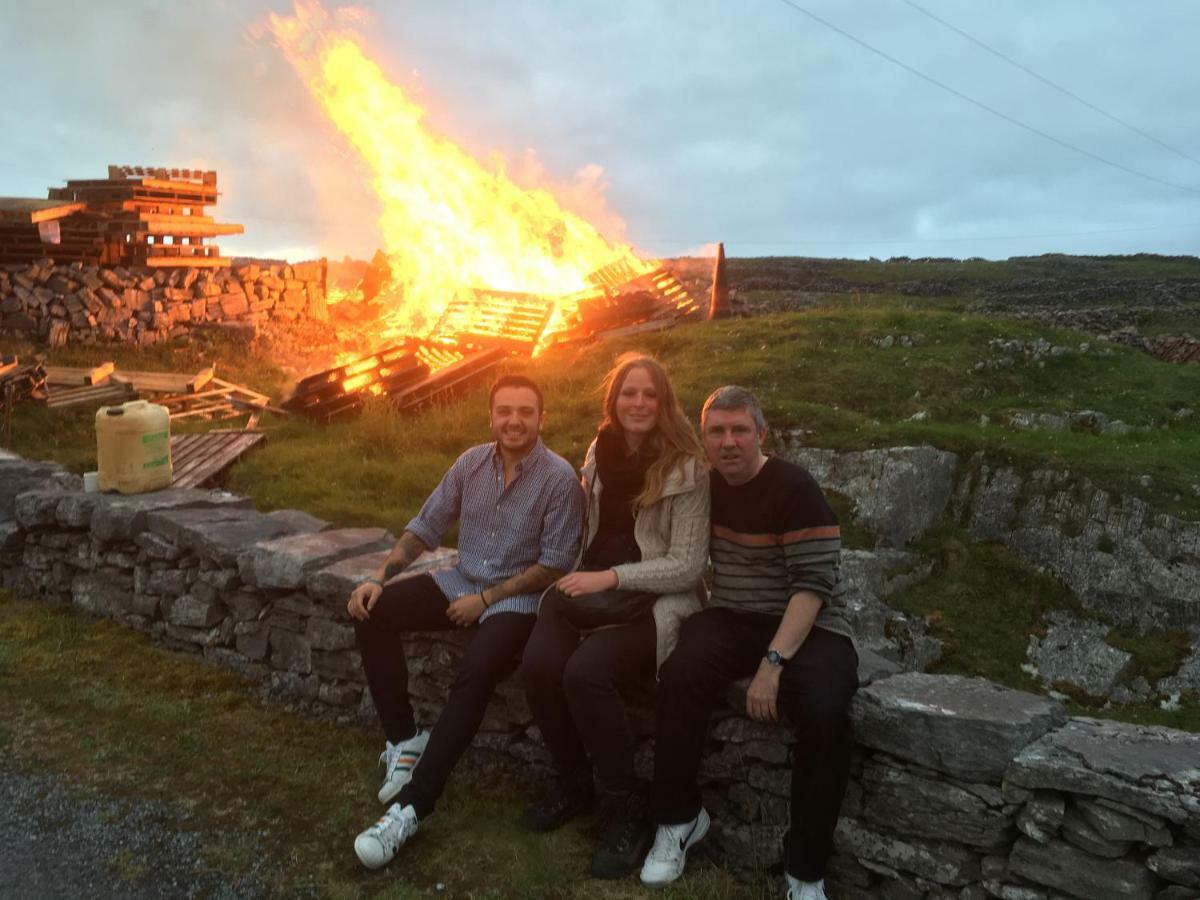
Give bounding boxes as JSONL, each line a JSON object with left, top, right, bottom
{"left": 583, "top": 425, "right": 655, "bottom": 568}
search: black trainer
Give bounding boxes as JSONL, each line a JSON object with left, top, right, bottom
{"left": 520, "top": 773, "right": 595, "bottom": 832}
{"left": 589, "top": 787, "right": 653, "bottom": 879}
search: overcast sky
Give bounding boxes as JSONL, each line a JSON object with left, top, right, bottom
{"left": 3, "top": 0, "right": 1198, "bottom": 262}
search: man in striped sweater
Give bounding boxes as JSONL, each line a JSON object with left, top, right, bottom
{"left": 641, "top": 386, "right": 858, "bottom": 900}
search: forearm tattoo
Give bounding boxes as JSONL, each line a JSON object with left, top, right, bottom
{"left": 382, "top": 532, "right": 427, "bottom": 581}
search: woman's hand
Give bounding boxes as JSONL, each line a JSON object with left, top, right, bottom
{"left": 557, "top": 569, "right": 619, "bottom": 597}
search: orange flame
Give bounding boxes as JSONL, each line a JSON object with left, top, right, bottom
{"left": 267, "top": 1, "right": 651, "bottom": 347}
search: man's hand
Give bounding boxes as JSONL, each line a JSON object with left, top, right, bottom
{"left": 347, "top": 581, "right": 383, "bottom": 621}
{"left": 746, "top": 659, "right": 782, "bottom": 723}
{"left": 446, "top": 592, "right": 487, "bottom": 628}
{"left": 557, "top": 569, "right": 618, "bottom": 597}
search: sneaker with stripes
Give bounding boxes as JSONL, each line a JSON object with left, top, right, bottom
{"left": 377, "top": 729, "right": 429, "bottom": 804}
{"left": 354, "top": 803, "right": 419, "bottom": 869}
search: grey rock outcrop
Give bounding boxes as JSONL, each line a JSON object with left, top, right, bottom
{"left": 773, "top": 442, "right": 959, "bottom": 547}
{"left": 959, "top": 461, "right": 1200, "bottom": 628}
{"left": 1025, "top": 613, "right": 1131, "bottom": 697}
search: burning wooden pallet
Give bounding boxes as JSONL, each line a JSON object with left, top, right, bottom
{"left": 170, "top": 429, "right": 267, "bottom": 488}
{"left": 432, "top": 290, "right": 555, "bottom": 352}
{"left": 282, "top": 342, "right": 504, "bottom": 422}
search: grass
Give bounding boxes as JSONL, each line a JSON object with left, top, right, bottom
{"left": 0, "top": 592, "right": 768, "bottom": 899}
{"left": 885, "top": 525, "right": 1200, "bottom": 732}
{"left": 10, "top": 302, "right": 1197, "bottom": 524}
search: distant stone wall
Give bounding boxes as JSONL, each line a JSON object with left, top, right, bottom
{"left": 2, "top": 457, "right": 1198, "bottom": 898}
{"left": 0, "top": 258, "right": 327, "bottom": 347}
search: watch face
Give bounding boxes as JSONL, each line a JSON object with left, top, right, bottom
{"left": 766, "top": 650, "right": 783, "bottom": 666}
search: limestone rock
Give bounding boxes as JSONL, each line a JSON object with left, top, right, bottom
{"left": 1147, "top": 847, "right": 1200, "bottom": 888}
{"left": 71, "top": 571, "right": 133, "bottom": 618}
{"left": 860, "top": 759, "right": 1014, "bottom": 849}
{"left": 1074, "top": 796, "right": 1172, "bottom": 846}
{"left": 307, "top": 617, "right": 356, "bottom": 651}
{"left": 166, "top": 594, "right": 225, "bottom": 629}
{"left": 834, "top": 817, "right": 980, "bottom": 886}
{"left": 963, "top": 464, "right": 1200, "bottom": 629}
{"left": 777, "top": 445, "right": 958, "bottom": 547}
{"left": 1059, "top": 806, "right": 1131, "bottom": 858}
{"left": 146, "top": 507, "right": 327, "bottom": 566}
{"left": 1016, "top": 792, "right": 1064, "bottom": 843}
{"left": 0, "top": 460, "right": 81, "bottom": 522}
{"left": 1025, "top": 613, "right": 1131, "bottom": 697}
{"left": 1007, "top": 717, "right": 1200, "bottom": 825}
{"left": 1008, "top": 837, "right": 1157, "bottom": 900}
{"left": 306, "top": 546, "right": 459, "bottom": 603}
{"left": 237, "top": 527, "right": 392, "bottom": 589}
{"left": 92, "top": 489, "right": 252, "bottom": 543}
{"left": 852, "top": 673, "right": 1066, "bottom": 782}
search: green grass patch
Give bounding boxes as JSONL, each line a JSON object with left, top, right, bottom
{"left": 5, "top": 304, "right": 1199, "bottom": 523}
{"left": 886, "top": 526, "right": 1081, "bottom": 692}
{"left": 0, "top": 592, "right": 767, "bottom": 898}
{"left": 1106, "top": 627, "right": 1193, "bottom": 685}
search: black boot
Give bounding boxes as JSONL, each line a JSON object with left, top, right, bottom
{"left": 590, "top": 785, "right": 652, "bottom": 879}
{"left": 520, "top": 769, "right": 595, "bottom": 832}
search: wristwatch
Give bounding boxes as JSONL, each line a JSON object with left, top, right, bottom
{"left": 764, "top": 648, "right": 786, "bottom": 667}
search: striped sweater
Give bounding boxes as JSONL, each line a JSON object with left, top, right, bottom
{"left": 709, "top": 457, "right": 853, "bottom": 645}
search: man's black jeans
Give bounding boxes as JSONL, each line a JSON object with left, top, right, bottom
{"left": 651, "top": 607, "right": 858, "bottom": 881}
{"left": 354, "top": 573, "right": 535, "bottom": 819}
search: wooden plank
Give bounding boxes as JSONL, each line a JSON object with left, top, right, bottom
{"left": 187, "top": 366, "right": 215, "bottom": 393}
{"left": 142, "top": 256, "right": 230, "bottom": 268}
{"left": 111, "top": 370, "right": 194, "bottom": 393}
{"left": 43, "top": 381, "right": 135, "bottom": 409}
{"left": 0, "top": 198, "right": 87, "bottom": 224}
{"left": 209, "top": 377, "right": 268, "bottom": 405}
{"left": 45, "top": 362, "right": 115, "bottom": 386}
{"left": 169, "top": 430, "right": 265, "bottom": 489}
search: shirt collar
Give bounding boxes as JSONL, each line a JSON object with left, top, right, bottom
{"left": 491, "top": 437, "right": 546, "bottom": 474}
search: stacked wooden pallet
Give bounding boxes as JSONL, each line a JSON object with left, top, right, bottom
{"left": 0, "top": 198, "right": 116, "bottom": 266}
{"left": 31, "top": 166, "right": 244, "bottom": 268}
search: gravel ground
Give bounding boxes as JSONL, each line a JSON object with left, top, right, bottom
{"left": 0, "top": 767, "right": 288, "bottom": 900}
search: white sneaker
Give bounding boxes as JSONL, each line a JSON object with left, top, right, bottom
{"left": 639, "top": 807, "right": 711, "bottom": 887}
{"left": 377, "top": 730, "right": 429, "bottom": 804}
{"left": 354, "top": 803, "right": 419, "bottom": 869}
{"left": 786, "top": 875, "right": 827, "bottom": 900}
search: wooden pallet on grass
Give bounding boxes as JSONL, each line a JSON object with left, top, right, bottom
{"left": 169, "top": 429, "right": 266, "bottom": 488}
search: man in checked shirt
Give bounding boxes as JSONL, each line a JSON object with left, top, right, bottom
{"left": 346, "top": 374, "right": 584, "bottom": 870}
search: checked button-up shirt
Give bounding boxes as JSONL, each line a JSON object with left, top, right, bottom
{"left": 405, "top": 439, "right": 584, "bottom": 621}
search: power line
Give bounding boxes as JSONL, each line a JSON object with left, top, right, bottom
{"left": 772, "top": 0, "right": 1200, "bottom": 196}
{"left": 899, "top": 0, "right": 1200, "bottom": 170}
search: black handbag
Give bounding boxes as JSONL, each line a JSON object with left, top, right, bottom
{"left": 556, "top": 585, "right": 658, "bottom": 631}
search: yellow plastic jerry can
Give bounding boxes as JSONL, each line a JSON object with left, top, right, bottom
{"left": 95, "top": 399, "right": 173, "bottom": 494}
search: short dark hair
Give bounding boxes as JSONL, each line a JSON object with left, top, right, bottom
{"left": 489, "top": 374, "right": 544, "bottom": 413}
{"left": 701, "top": 385, "right": 766, "bottom": 431}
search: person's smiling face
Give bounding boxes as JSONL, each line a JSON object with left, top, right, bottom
{"left": 614, "top": 365, "right": 660, "bottom": 448}
{"left": 490, "top": 386, "right": 543, "bottom": 455}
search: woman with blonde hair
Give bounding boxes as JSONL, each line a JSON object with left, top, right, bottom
{"left": 520, "top": 353, "right": 710, "bottom": 879}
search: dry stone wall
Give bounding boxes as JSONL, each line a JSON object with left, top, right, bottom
{"left": 2, "top": 457, "right": 1198, "bottom": 898}
{"left": 0, "top": 258, "right": 328, "bottom": 347}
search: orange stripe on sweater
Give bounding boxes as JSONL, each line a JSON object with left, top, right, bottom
{"left": 712, "top": 524, "right": 841, "bottom": 547}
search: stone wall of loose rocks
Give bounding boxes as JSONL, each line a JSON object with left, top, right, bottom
{"left": 2, "top": 455, "right": 1198, "bottom": 899}
{"left": 0, "top": 258, "right": 328, "bottom": 347}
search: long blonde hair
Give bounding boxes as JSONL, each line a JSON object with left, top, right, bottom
{"left": 598, "top": 354, "right": 705, "bottom": 509}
